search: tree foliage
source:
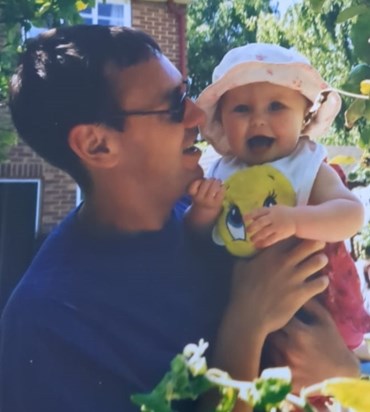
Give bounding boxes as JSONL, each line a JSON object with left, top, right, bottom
{"left": 1, "top": 0, "right": 369, "bottom": 157}
{"left": 187, "top": 0, "right": 370, "bottom": 149}
{"left": 187, "top": 0, "right": 272, "bottom": 97}
{"left": 307, "top": 0, "right": 370, "bottom": 149}
{"left": 256, "top": 0, "right": 356, "bottom": 145}
{"left": 132, "top": 340, "right": 370, "bottom": 412}
{"left": 0, "top": 0, "right": 93, "bottom": 100}
{"left": 0, "top": 0, "right": 93, "bottom": 160}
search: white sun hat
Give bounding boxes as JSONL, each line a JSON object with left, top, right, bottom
{"left": 196, "top": 43, "right": 342, "bottom": 156}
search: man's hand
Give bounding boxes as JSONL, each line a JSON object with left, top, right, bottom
{"left": 212, "top": 239, "right": 329, "bottom": 390}
{"left": 230, "top": 238, "right": 329, "bottom": 336}
{"left": 245, "top": 205, "right": 297, "bottom": 248}
{"left": 266, "top": 299, "right": 360, "bottom": 393}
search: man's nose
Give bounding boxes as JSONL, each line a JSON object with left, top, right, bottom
{"left": 183, "top": 99, "right": 206, "bottom": 128}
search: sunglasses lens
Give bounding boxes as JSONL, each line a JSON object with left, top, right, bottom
{"left": 170, "top": 92, "right": 187, "bottom": 123}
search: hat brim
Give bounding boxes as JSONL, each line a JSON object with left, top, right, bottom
{"left": 196, "top": 61, "right": 342, "bottom": 156}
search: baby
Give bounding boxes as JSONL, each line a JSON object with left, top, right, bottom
{"left": 186, "top": 43, "right": 369, "bottom": 349}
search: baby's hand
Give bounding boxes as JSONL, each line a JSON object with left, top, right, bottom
{"left": 188, "top": 178, "right": 225, "bottom": 211}
{"left": 245, "top": 205, "right": 297, "bottom": 248}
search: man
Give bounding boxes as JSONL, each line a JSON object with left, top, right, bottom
{"left": 0, "top": 25, "right": 359, "bottom": 412}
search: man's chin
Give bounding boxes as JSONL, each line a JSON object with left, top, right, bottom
{"left": 191, "top": 164, "right": 204, "bottom": 181}
{"left": 182, "top": 166, "right": 203, "bottom": 192}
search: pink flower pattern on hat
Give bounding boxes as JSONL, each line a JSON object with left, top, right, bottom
{"left": 196, "top": 43, "right": 342, "bottom": 156}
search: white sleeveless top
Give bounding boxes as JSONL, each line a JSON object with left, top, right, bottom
{"left": 207, "top": 137, "right": 327, "bottom": 206}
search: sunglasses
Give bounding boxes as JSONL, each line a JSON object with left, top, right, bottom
{"left": 109, "top": 79, "right": 190, "bottom": 124}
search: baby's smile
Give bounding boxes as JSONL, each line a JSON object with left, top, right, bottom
{"left": 246, "top": 135, "right": 275, "bottom": 153}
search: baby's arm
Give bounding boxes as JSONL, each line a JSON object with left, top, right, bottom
{"left": 246, "top": 162, "right": 365, "bottom": 248}
{"left": 185, "top": 178, "right": 225, "bottom": 234}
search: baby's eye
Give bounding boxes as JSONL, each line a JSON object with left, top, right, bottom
{"left": 233, "top": 104, "right": 250, "bottom": 113}
{"left": 269, "top": 101, "right": 285, "bottom": 111}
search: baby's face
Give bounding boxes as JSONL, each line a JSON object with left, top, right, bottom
{"left": 219, "top": 82, "right": 309, "bottom": 165}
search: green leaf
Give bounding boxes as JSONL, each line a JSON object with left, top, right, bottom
{"left": 252, "top": 377, "right": 291, "bottom": 411}
{"left": 7, "top": 25, "right": 22, "bottom": 44}
{"left": 359, "top": 125, "right": 370, "bottom": 149}
{"left": 309, "top": 0, "right": 326, "bottom": 12}
{"left": 345, "top": 99, "right": 366, "bottom": 128}
{"left": 131, "top": 355, "right": 214, "bottom": 412}
{"left": 215, "top": 386, "right": 238, "bottom": 412}
{"left": 36, "top": 2, "right": 52, "bottom": 17}
{"left": 363, "top": 101, "right": 370, "bottom": 121}
{"left": 0, "top": 129, "right": 17, "bottom": 144}
{"left": 351, "top": 12, "right": 370, "bottom": 65}
{"left": 302, "top": 403, "right": 316, "bottom": 412}
{"left": 0, "top": 129, "right": 17, "bottom": 162}
{"left": 336, "top": 5, "right": 370, "bottom": 23}
{"left": 131, "top": 392, "right": 173, "bottom": 412}
{"left": 342, "top": 64, "right": 370, "bottom": 94}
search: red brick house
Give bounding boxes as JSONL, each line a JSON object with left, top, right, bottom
{"left": 0, "top": 0, "right": 190, "bottom": 309}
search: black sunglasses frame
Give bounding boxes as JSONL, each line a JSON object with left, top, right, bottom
{"left": 109, "top": 79, "right": 191, "bottom": 124}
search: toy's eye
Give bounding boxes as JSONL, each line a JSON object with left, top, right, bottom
{"left": 263, "top": 190, "right": 277, "bottom": 207}
{"left": 226, "top": 205, "right": 246, "bottom": 241}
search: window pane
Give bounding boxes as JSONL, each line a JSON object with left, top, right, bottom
{"left": 81, "top": 7, "right": 92, "bottom": 14}
{"left": 98, "top": 3, "right": 111, "bottom": 17}
{"left": 82, "top": 17, "right": 93, "bottom": 25}
{"left": 98, "top": 3, "right": 124, "bottom": 19}
{"left": 97, "top": 19, "right": 111, "bottom": 26}
{"left": 25, "top": 26, "right": 47, "bottom": 39}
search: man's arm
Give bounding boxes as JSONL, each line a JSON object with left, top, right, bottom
{"left": 267, "top": 299, "right": 360, "bottom": 393}
{"left": 207, "top": 239, "right": 330, "bottom": 411}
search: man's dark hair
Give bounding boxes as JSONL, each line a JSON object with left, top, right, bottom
{"left": 9, "top": 25, "right": 162, "bottom": 189}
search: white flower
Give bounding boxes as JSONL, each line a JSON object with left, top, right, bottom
{"left": 238, "top": 382, "right": 255, "bottom": 403}
{"left": 260, "top": 367, "right": 292, "bottom": 382}
{"left": 183, "top": 339, "right": 209, "bottom": 376}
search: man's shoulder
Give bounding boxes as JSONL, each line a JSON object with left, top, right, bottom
{"left": 1, "top": 209, "right": 84, "bottom": 318}
{"left": 0, "top": 280, "right": 55, "bottom": 336}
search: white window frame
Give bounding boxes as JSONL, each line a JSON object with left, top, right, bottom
{"left": 0, "top": 179, "right": 42, "bottom": 235}
{"left": 80, "top": 0, "right": 131, "bottom": 27}
{"left": 25, "top": 0, "right": 131, "bottom": 39}
{"left": 76, "top": 185, "right": 83, "bottom": 207}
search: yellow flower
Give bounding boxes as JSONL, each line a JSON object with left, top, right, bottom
{"left": 360, "top": 79, "right": 370, "bottom": 96}
{"left": 75, "top": 1, "right": 88, "bottom": 12}
{"left": 322, "top": 378, "right": 370, "bottom": 412}
{"left": 329, "top": 155, "right": 357, "bottom": 165}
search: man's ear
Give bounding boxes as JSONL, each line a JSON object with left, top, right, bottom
{"left": 68, "top": 124, "right": 120, "bottom": 169}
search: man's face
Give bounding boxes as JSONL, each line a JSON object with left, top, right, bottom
{"left": 108, "top": 55, "right": 205, "bottom": 208}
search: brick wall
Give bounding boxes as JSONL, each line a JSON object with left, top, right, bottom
{"left": 0, "top": 126, "right": 77, "bottom": 233}
{"left": 132, "top": 1, "right": 184, "bottom": 69}
{"left": 0, "top": 0, "right": 187, "bottom": 235}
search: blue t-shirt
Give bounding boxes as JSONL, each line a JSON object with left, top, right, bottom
{"left": 0, "top": 201, "right": 231, "bottom": 412}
